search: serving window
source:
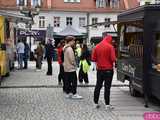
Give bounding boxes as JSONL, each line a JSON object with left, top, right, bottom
{"left": 119, "top": 21, "right": 144, "bottom": 58}
{"left": 152, "top": 32, "right": 160, "bottom": 72}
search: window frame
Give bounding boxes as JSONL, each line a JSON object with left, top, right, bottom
{"left": 79, "top": 17, "right": 86, "bottom": 28}
{"left": 54, "top": 17, "right": 60, "bottom": 28}
{"left": 66, "top": 17, "right": 73, "bottom": 26}
{"left": 92, "top": 17, "right": 98, "bottom": 28}
{"left": 39, "top": 16, "right": 45, "bottom": 28}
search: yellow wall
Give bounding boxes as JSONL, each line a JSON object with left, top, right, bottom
{"left": 0, "top": 16, "right": 8, "bottom": 76}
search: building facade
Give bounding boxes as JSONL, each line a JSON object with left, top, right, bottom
{"left": 140, "top": 0, "right": 160, "bottom": 5}
{"left": 0, "top": 0, "right": 139, "bottom": 46}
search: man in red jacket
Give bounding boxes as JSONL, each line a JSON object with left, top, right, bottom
{"left": 92, "top": 35, "right": 116, "bottom": 111}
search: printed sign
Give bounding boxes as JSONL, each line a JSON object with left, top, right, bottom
{"left": 144, "top": 112, "right": 160, "bottom": 120}
{"left": 121, "top": 63, "right": 136, "bottom": 77}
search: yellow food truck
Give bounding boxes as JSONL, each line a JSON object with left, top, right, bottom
{"left": 0, "top": 10, "right": 32, "bottom": 79}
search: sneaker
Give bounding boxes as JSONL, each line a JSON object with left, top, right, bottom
{"left": 105, "top": 105, "right": 114, "bottom": 111}
{"left": 94, "top": 104, "right": 100, "bottom": 109}
{"left": 65, "top": 93, "right": 73, "bottom": 98}
{"left": 71, "top": 94, "right": 83, "bottom": 99}
{"left": 85, "top": 83, "right": 89, "bottom": 85}
{"left": 58, "top": 82, "right": 62, "bottom": 86}
{"left": 36, "top": 69, "right": 41, "bottom": 72}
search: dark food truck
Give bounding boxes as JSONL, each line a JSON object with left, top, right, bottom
{"left": 117, "top": 5, "right": 160, "bottom": 104}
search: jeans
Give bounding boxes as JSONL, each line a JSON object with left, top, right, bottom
{"left": 58, "top": 64, "right": 64, "bottom": 83}
{"left": 18, "top": 53, "right": 24, "bottom": 69}
{"left": 46, "top": 57, "right": 52, "bottom": 75}
{"left": 94, "top": 70, "right": 113, "bottom": 105}
{"left": 64, "top": 71, "right": 77, "bottom": 95}
{"left": 36, "top": 56, "right": 43, "bottom": 69}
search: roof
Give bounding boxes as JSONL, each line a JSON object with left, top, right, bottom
{"left": 0, "top": 10, "right": 32, "bottom": 23}
{"left": 56, "top": 25, "right": 83, "bottom": 36}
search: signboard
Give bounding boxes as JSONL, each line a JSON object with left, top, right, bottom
{"left": 17, "top": 30, "right": 46, "bottom": 40}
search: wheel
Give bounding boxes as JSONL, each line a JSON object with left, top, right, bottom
{"left": 5, "top": 72, "right": 10, "bottom": 77}
{"left": 129, "top": 80, "right": 139, "bottom": 97}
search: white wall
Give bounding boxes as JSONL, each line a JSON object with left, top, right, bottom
{"left": 8, "top": 10, "right": 119, "bottom": 44}
{"left": 140, "top": 0, "right": 160, "bottom": 5}
{"left": 33, "top": 11, "right": 87, "bottom": 34}
{"left": 88, "top": 13, "right": 118, "bottom": 40}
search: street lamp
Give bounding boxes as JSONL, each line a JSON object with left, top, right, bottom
{"left": 19, "top": 0, "right": 40, "bottom": 60}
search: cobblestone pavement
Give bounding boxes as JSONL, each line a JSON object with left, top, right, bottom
{"left": 1, "top": 61, "right": 128, "bottom": 87}
{"left": 0, "top": 87, "right": 159, "bottom": 120}
{"left": 0, "top": 61, "right": 159, "bottom": 120}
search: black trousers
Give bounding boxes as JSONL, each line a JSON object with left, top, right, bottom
{"left": 58, "top": 64, "right": 64, "bottom": 83}
{"left": 47, "top": 57, "right": 52, "bottom": 75}
{"left": 78, "top": 68, "right": 88, "bottom": 83}
{"left": 94, "top": 70, "right": 113, "bottom": 105}
{"left": 64, "top": 71, "right": 77, "bottom": 95}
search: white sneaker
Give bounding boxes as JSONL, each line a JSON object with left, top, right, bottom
{"left": 105, "top": 105, "right": 114, "bottom": 111}
{"left": 36, "top": 69, "right": 41, "bottom": 72}
{"left": 65, "top": 93, "right": 73, "bottom": 98}
{"left": 71, "top": 94, "right": 83, "bottom": 99}
{"left": 94, "top": 104, "right": 100, "bottom": 109}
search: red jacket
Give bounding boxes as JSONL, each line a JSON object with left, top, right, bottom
{"left": 57, "top": 47, "right": 63, "bottom": 64}
{"left": 92, "top": 35, "right": 116, "bottom": 70}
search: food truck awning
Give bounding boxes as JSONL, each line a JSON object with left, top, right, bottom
{"left": 0, "top": 10, "right": 32, "bottom": 23}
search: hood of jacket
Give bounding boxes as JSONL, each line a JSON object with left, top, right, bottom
{"left": 63, "top": 44, "right": 71, "bottom": 52}
{"left": 101, "top": 35, "right": 112, "bottom": 45}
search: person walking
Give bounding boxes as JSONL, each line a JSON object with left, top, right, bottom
{"left": 57, "top": 40, "right": 65, "bottom": 85}
{"left": 78, "top": 44, "right": 91, "bottom": 85}
{"left": 92, "top": 35, "right": 116, "bottom": 110}
{"left": 35, "top": 42, "right": 44, "bottom": 71}
{"left": 23, "top": 40, "right": 30, "bottom": 69}
{"left": 16, "top": 39, "right": 25, "bottom": 69}
{"left": 44, "top": 39, "right": 54, "bottom": 75}
{"left": 63, "top": 36, "right": 82, "bottom": 99}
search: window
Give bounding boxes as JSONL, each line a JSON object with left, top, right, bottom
{"left": 110, "top": 0, "right": 120, "bottom": 8}
{"left": 66, "top": 17, "right": 73, "bottom": 26}
{"left": 155, "top": 0, "right": 160, "bottom": 4}
{"left": 79, "top": 17, "right": 85, "bottom": 27}
{"left": 119, "top": 24, "right": 144, "bottom": 58}
{"left": 39, "top": 16, "right": 45, "bottom": 28}
{"left": 17, "top": 0, "right": 27, "bottom": 6}
{"left": 152, "top": 33, "right": 160, "bottom": 72}
{"left": 104, "top": 18, "right": 110, "bottom": 28}
{"left": 92, "top": 18, "right": 98, "bottom": 28}
{"left": 64, "top": 0, "right": 80, "bottom": 3}
{"left": 31, "top": 0, "right": 41, "bottom": 7}
{"left": 96, "top": 0, "right": 106, "bottom": 8}
{"left": 54, "top": 17, "right": 60, "bottom": 27}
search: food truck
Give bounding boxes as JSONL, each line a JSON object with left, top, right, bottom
{"left": 0, "top": 10, "right": 32, "bottom": 79}
{"left": 117, "top": 4, "right": 160, "bottom": 104}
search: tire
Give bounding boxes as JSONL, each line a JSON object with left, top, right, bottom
{"left": 5, "top": 72, "right": 10, "bottom": 77}
{"left": 129, "top": 80, "right": 139, "bottom": 97}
